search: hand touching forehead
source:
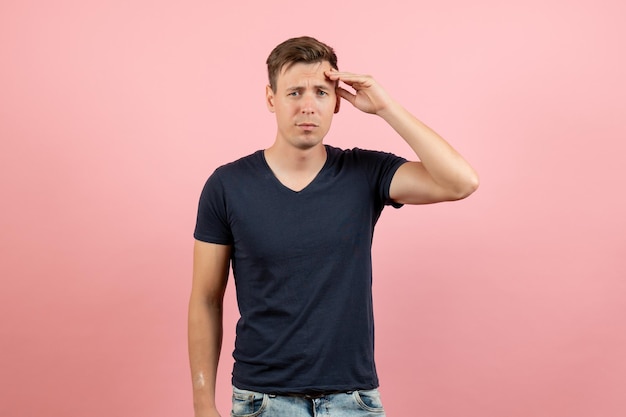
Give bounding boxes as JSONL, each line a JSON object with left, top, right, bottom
{"left": 276, "top": 61, "right": 337, "bottom": 92}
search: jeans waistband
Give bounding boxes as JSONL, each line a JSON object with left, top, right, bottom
{"left": 277, "top": 390, "right": 352, "bottom": 399}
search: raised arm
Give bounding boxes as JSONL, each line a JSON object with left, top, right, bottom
{"left": 188, "top": 240, "right": 231, "bottom": 417}
{"left": 325, "top": 69, "right": 479, "bottom": 204}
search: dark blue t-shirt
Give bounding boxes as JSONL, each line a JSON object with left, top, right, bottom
{"left": 194, "top": 145, "right": 406, "bottom": 394}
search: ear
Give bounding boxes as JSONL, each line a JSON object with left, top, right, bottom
{"left": 266, "top": 85, "right": 276, "bottom": 113}
{"left": 334, "top": 93, "right": 341, "bottom": 114}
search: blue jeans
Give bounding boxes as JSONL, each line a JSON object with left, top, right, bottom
{"left": 230, "top": 386, "right": 386, "bottom": 417}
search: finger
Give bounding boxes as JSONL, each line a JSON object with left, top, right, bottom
{"left": 336, "top": 87, "right": 356, "bottom": 105}
{"left": 326, "top": 70, "right": 356, "bottom": 90}
{"left": 326, "top": 70, "right": 370, "bottom": 84}
{"left": 329, "top": 71, "right": 371, "bottom": 84}
{"left": 326, "top": 69, "right": 361, "bottom": 78}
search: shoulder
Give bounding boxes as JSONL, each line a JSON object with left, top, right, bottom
{"left": 325, "top": 145, "right": 406, "bottom": 167}
{"left": 213, "top": 150, "right": 264, "bottom": 175}
{"left": 204, "top": 150, "right": 265, "bottom": 186}
{"left": 199, "top": 150, "right": 264, "bottom": 196}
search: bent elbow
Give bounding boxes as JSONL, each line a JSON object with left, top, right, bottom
{"left": 451, "top": 173, "right": 480, "bottom": 201}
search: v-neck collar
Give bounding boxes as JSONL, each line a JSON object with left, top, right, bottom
{"left": 260, "top": 145, "right": 330, "bottom": 194}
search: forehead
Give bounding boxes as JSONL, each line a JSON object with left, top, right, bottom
{"left": 277, "top": 61, "right": 334, "bottom": 88}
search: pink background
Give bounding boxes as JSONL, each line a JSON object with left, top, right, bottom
{"left": 1, "top": 0, "right": 625, "bottom": 416}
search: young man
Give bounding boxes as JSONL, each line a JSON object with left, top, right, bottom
{"left": 188, "top": 36, "right": 478, "bottom": 417}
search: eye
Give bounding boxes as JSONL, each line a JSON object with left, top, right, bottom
{"left": 318, "top": 90, "right": 328, "bottom": 96}
{"left": 288, "top": 91, "right": 299, "bottom": 97}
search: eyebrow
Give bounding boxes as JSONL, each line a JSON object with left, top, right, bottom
{"left": 286, "top": 84, "right": 333, "bottom": 91}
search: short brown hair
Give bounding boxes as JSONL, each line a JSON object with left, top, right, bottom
{"left": 266, "top": 36, "right": 338, "bottom": 92}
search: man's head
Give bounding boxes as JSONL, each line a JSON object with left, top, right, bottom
{"left": 265, "top": 37, "right": 341, "bottom": 150}
{"left": 266, "top": 36, "right": 338, "bottom": 93}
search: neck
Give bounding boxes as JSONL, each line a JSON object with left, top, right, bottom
{"left": 263, "top": 142, "right": 327, "bottom": 192}
{"left": 264, "top": 142, "right": 327, "bottom": 174}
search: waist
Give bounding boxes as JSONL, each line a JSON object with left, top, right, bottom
{"left": 277, "top": 390, "right": 353, "bottom": 399}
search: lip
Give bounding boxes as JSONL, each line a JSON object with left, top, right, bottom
{"left": 297, "top": 123, "right": 319, "bottom": 131}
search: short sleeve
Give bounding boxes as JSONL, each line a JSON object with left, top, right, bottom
{"left": 193, "top": 169, "right": 233, "bottom": 244}
{"left": 353, "top": 148, "right": 407, "bottom": 208}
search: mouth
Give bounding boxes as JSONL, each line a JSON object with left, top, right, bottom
{"left": 297, "top": 123, "right": 319, "bottom": 131}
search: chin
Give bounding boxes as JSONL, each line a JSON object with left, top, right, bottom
{"left": 290, "top": 134, "right": 321, "bottom": 147}
{"left": 293, "top": 139, "right": 322, "bottom": 150}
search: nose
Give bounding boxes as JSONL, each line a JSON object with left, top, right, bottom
{"left": 300, "top": 93, "right": 316, "bottom": 114}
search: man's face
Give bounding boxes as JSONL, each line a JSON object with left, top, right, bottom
{"left": 266, "top": 60, "right": 340, "bottom": 150}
